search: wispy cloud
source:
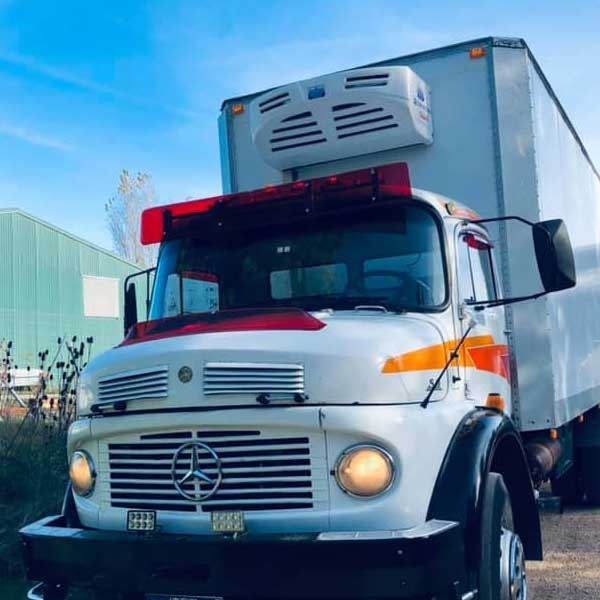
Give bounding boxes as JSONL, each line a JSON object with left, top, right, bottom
{"left": 162, "top": 10, "right": 460, "bottom": 102}
{"left": 0, "top": 50, "right": 199, "bottom": 119}
{"left": 0, "top": 120, "right": 73, "bottom": 151}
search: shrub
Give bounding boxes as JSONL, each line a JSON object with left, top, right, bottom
{"left": 0, "top": 419, "right": 67, "bottom": 578}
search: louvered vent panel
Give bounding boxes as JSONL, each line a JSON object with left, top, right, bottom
{"left": 344, "top": 72, "right": 390, "bottom": 89}
{"left": 259, "top": 91, "right": 291, "bottom": 113}
{"left": 97, "top": 366, "right": 169, "bottom": 404}
{"left": 268, "top": 111, "right": 327, "bottom": 154}
{"left": 203, "top": 362, "right": 304, "bottom": 396}
{"left": 98, "top": 429, "right": 328, "bottom": 513}
{"left": 332, "top": 103, "right": 398, "bottom": 140}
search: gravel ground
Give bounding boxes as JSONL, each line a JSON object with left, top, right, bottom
{"left": 529, "top": 507, "right": 600, "bottom": 599}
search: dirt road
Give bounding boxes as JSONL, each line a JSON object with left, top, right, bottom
{"left": 529, "top": 508, "right": 600, "bottom": 599}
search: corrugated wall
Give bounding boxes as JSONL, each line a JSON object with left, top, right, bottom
{"left": 0, "top": 210, "right": 141, "bottom": 367}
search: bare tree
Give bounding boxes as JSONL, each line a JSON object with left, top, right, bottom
{"left": 105, "top": 170, "right": 158, "bottom": 267}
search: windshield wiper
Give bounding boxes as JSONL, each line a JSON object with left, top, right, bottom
{"left": 420, "top": 320, "right": 475, "bottom": 409}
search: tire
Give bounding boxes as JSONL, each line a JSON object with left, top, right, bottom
{"left": 477, "top": 473, "right": 528, "bottom": 600}
{"left": 581, "top": 447, "right": 600, "bottom": 505}
{"left": 41, "top": 583, "right": 68, "bottom": 600}
{"left": 551, "top": 462, "right": 583, "bottom": 506}
{"left": 93, "top": 593, "right": 144, "bottom": 600}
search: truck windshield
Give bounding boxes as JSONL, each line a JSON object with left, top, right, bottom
{"left": 149, "top": 204, "right": 447, "bottom": 318}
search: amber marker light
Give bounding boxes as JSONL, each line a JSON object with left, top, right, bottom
{"left": 232, "top": 103, "right": 245, "bottom": 115}
{"left": 469, "top": 47, "right": 487, "bottom": 59}
{"left": 485, "top": 393, "right": 506, "bottom": 413}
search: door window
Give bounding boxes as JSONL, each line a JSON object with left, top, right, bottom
{"left": 458, "top": 233, "right": 497, "bottom": 303}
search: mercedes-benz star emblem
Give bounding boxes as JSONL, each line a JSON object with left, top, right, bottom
{"left": 171, "top": 441, "right": 223, "bottom": 503}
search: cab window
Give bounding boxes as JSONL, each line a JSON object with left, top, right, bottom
{"left": 458, "top": 233, "right": 497, "bottom": 303}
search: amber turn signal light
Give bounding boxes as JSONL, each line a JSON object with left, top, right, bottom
{"left": 485, "top": 393, "right": 506, "bottom": 412}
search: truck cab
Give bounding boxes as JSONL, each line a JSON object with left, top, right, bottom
{"left": 22, "top": 38, "right": 588, "bottom": 600}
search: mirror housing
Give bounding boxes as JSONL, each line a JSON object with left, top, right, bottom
{"left": 124, "top": 282, "right": 138, "bottom": 336}
{"left": 467, "top": 215, "right": 577, "bottom": 309}
{"left": 533, "top": 219, "right": 576, "bottom": 293}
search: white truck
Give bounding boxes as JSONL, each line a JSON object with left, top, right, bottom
{"left": 21, "top": 37, "right": 600, "bottom": 600}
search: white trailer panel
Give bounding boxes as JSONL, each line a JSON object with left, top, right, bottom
{"left": 219, "top": 37, "right": 600, "bottom": 432}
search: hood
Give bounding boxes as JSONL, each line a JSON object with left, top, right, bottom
{"left": 78, "top": 310, "right": 449, "bottom": 415}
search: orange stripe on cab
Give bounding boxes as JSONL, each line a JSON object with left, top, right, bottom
{"left": 382, "top": 335, "right": 510, "bottom": 381}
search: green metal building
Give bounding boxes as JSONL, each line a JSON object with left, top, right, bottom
{"left": 0, "top": 208, "right": 140, "bottom": 367}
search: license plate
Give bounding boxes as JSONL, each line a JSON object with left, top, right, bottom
{"left": 146, "top": 596, "right": 223, "bottom": 600}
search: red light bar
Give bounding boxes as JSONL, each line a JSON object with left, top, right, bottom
{"left": 141, "top": 197, "right": 219, "bottom": 245}
{"left": 141, "top": 162, "right": 412, "bottom": 245}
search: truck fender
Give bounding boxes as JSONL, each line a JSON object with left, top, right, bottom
{"left": 426, "top": 408, "right": 542, "bottom": 562}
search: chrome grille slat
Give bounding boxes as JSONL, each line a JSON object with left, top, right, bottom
{"left": 110, "top": 459, "right": 310, "bottom": 469}
{"left": 108, "top": 448, "right": 309, "bottom": 460}
{"left": 97, "top": 366, "right": 169, "bottom": 403}
{"left": 109, "top": 464, "right": 313, "bottom": 475}
{"left": 108, "top": 438, "right": 309, "bottom": 451}
{"left": 103, "top": 429, "right": 323, "bottom": 513}
{"left": 203, "top": 362, "right": 304, "bottom": 397}
{"left": 110, "top": 481, "right": 312, "bottom": 489}
{"left": 105, "top": 471, "right": 319, "bottom": 482}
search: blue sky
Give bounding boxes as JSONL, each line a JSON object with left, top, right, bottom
{"left": 1, "top": 0, "right": 599, "bottom": 250}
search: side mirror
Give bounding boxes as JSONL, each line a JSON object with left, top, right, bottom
{"left": 533, "top": 219, "right": 576, "bottom": 293}
{"left": 124, "top": 282, "right": 138, "bottom": 336}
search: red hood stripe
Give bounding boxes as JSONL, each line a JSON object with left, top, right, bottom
{"left": 121, "top": 308, "right": 326, "bottom": 346}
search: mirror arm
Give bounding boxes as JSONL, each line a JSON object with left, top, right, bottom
{"left": 473, "top": 215, "right": 536, "bottom": 227}
{"left": 466, "top": 291, "right": 547, "bottom": 310}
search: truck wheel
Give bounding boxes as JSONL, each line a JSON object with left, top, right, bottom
{"left": 551, "top": 463, "right": 583, "bottom": 506}
{"left": 477, "top": 473, "right": 528, "bottom": 600}
{"left": 39, "top": 583, "right": 68, "bottom": 600}
{"left": 581, "top": 447, "right": 600, "bottom": 505}
{"left": 93, "top": 593, "right": 144, "bottom": 600}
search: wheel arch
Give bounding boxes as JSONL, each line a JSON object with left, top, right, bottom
{"left": 489, "top": 428, "right": 542, "bottom": 560}
{"left": 426, "top": 408, "right": 542, "bottom": 563}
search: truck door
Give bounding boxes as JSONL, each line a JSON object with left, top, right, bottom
{"left": 456, "top": 229, "right": 507, "bottom": 400}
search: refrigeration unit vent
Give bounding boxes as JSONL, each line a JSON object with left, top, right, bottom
{"left": 344, "top": 72, "right": 390, "bottom": 89}
{"left": 259, "top": 91, "right": 291, "bottom": 113}
{"left": 333, "top": 103, "right": 397, "bottom": 140}
{"left": 249, "top": 66, "right": 433, "bottom": 171}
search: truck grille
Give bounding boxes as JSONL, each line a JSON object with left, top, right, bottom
{"left": 99, "top": 429, "right": 326, "bottom": 513}
{"left": 97, "top": 366, "right": 169, "bottom": 404}
{"left": 203, "top": 362, "right": 305, "bottom": 396}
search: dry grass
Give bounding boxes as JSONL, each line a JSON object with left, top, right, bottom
{"left": 0, "top": 418, "right": 68, "bottom": 578}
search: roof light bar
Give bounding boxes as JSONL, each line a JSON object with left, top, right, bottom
{"left": 141, "top": 162, "right": 411, "bottom": 245}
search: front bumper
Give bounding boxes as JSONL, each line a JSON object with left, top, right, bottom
{"left": 21, "top": 516, "right": 466, "bottom": 599}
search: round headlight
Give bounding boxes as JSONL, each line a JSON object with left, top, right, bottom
{"left": 335, "top": 445, "right": 394, "bottom": 498}
{"left": 69, "top": 450, "right": 96, "bottom": 497}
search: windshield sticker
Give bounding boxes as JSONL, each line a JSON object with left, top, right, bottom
{"left": 164, "top": 272, "right": 220, "bottom": 317}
